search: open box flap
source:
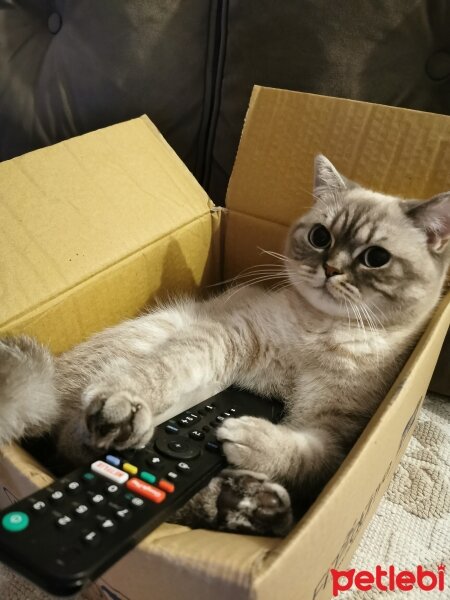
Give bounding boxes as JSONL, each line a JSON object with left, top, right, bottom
{"left": 224, "top": 86, "right": 450, "bottom": 279}
{"left": 0, "top": 115, "right": 219, "bottom": 353}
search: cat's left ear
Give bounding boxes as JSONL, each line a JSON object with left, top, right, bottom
{"left": 403, "top": 192, "right": 450, "bottom": 253}
{"left": 314, "top": 155, "right": 360, "bottom": 196}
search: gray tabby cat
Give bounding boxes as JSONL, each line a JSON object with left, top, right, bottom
{"left": 1, "top": 155, "right": 449, "bottom": 536}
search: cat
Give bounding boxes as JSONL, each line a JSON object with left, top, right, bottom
{"left": 0, "top": 155, "right": 449, "bottom": 536}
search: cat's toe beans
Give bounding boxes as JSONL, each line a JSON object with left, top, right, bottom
{"left": 84, "top": 389, "right": 153, "bottom": 451}
{"left": 217, "top": 472, "right": 293, "bottom": 536}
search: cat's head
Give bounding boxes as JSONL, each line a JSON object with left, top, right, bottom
{"left": 285, "top": 155, "right": 450, "bottom": 325}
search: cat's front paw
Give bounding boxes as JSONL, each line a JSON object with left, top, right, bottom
{"left": 83, "top": 386, "right": 154, "bottom": 451}
{"left": 217, "top": 416, "right": 281, "bottom": 477}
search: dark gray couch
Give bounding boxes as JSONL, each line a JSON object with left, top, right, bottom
{"left": 1, "top": 0, "right": 449, "bottom": 387}
{"left": 1, "top": 0, "right": 449, "bottom": 204}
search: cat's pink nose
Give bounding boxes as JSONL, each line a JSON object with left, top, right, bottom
{"left": 324, "top": 263, "right": 342, "bottom": 278}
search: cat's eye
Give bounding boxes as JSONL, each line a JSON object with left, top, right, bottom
{"left": 359, "top": 246, "right": 391, "bottom": 268}
{"left": 308, "top": 224, "right": 332, "bottom": 249}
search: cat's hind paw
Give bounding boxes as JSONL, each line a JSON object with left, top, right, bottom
{"left": 216, "top": 470, "right": 293, "bottom": 536}
{"left": 83, "top": 387, "right": 154, "bottom": 451}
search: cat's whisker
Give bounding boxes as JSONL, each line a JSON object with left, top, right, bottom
{"left": 258, "top": 248, "right": 291, "bottom": 263}
{"left": 209, "top": 264, "right": 288, "bottom": 288}
{"left": 224, "top": 273, "right": 287, "bottom": 303}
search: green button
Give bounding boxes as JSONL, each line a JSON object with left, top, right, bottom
{"left": 2, "top": 512, "right": 29, "bottom": 532}
{"left": 140, "top": 471, "right": 156, "bottom": 484}
{"left": 82, "top": 473, "right": 95, "bottom": 482}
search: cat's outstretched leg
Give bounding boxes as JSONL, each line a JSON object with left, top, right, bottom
{"left": 170, "top": 469, "right": 293, "bottom": 536}
{"left": 0, "top": 336, "right": 60, "bottom": 445}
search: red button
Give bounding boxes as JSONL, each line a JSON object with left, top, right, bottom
{"left": 126, "top": 478, "right": 166, "bottom": 503}
{"left": 158, "top": 479, "right": 175, "bottom": 493}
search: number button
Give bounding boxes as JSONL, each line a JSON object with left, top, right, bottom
{"left": 50, "top": 490, "right": 64, "bottom": 503}
{"left": 82, "top": 530, "right": 100, "bottom": 546}
{"left": 88, "top": 492, "right": 105, "bottom": 505}
{"left": 115, "top": 507, "right": 131, "bottom": 520}
{"left": 106, "top": 484, "right": 119, "bottom": 495}
{"left": 56, "top": 515, "right": 73, "bottom": 528}
{"left": 31, "top": 500, "right": 47, "bottom": 514}
{"left": 189, "top": 430, "right": 205, "bottom": 441}
{"left": 166, "top": 471, "right": 178, "bottom": 481}
{"left": 73, "top": 504, "right": 89, "bottom": 518}
{"left": 99, "top": 518, "right": 116, "bottom": 533}
{"left": 66, "top": 481, "right": 81, "bottom": 494}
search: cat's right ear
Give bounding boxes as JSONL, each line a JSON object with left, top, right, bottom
{"left": 403, "top": 192, "right": 450, "bottom": 253}
{"left": 314, "top": 155, "right": 347, "bottom": 195}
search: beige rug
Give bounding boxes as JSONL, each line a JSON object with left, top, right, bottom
{"left": 0, "top": 393, "right": 449, "bottom": 600}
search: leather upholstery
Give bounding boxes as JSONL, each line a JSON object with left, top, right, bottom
{"left": 1, "top": 0, "right": 449, "bottom": 204}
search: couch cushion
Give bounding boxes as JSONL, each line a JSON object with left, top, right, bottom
{"left": 0, "top": 0, "right": 213, "bottom": 173}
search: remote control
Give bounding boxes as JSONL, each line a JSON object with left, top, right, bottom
{"left": 0, "top": 388, "right": 282, "bottom": 596}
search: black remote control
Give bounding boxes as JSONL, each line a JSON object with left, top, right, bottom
{"left": 0, "top": 388, "right": 282, "bottom": 596}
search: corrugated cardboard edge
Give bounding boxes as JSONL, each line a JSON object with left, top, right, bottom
{"left": 251, "top": 292, "right": 450, "bottom": 600}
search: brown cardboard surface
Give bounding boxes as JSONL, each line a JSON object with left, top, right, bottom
{"left": 0, "top": 90, "right": 449, "bottom": 600}
{"left": 0, "top": 116, "right": 220, "bottom": 353}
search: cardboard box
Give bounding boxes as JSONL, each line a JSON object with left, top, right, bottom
{"left": 0, "top": 87, "right": 449, "bottom": 600}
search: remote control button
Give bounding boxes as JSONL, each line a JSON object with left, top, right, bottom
{"left": 88, "top": 492, "right": 106, "bottom": 505}
{"left": 216, "top": 415, "right": 225, "bottom": 423}
{"left": 56, "top": 515, "right": 73, "bottom": 528}
{"left": 222, "top": 411, "right": 232, "bottom": 418}
{"left": 189, "top": 430, "right": 205, "bottom": 441}
{"left": 50, "top": 490, "right": 64, "bottom": 503}
{"left": 123, "top": 463, "right": 138, "bottom": 476}
{"left": 188, "top": 412, "right": 199, "bottom": 420}
{"left": 115, "top": 507, "right": 131, "bottom": 520}
{"left": 99, "top": 518, "right": 117, "bottom": 533}
{"left": 105, "top": 454, "right": 121, "bottom": 467}
{"left": 73, "top": 504, "right": 89, "bottom": 518}
{"left": 126, "top": 478, "right": 166, "bottom": 504}
{"left": 66, "top": 481, "right": 81, "bottom": 494}
{"left": 145, "top": 454, "right": 163, "bottom": 470}
{"left": 158, "top": 480, "right": 175, "bottom": 493}
{"left": 129, "top": 496, "right": 145, "bottom": 509}
{"left": 82, "top": 530, "right": 100, "bottom": 546}
{"left": 140, "top": 471, "right": 156, "bottom": 484}
{"left": 165, "top": 424, "right": 179, "bottom": 434}
{"left": 205, "top": 404, "right": 216, "bottom": 411}
{"left": 166, "top": 471, "right": 178, "bottom": 481}
{"left": 155, "top": 436, "right": 200, "bottom": 460}
{"left": 82, "top": 472, "right": 96, "bottom": 484}
{"left": 91, "top": 460, "right": 129, "bottom": 484}
{"left": 177, "top": 418, "right": 191, "bottom": 428}
{"left": 2, "top": 512, "right": 29, "bottom": 532}
{"left": 177, "top": 462, "right": 191, "bottom": 473}
{"left": 31, "top": 500, "right": 47, "bottom": 514}
{"left": 230, "top": 408, "right": 237, "bottom": 413}
{"left": 206, "top": 441, "right": 220, "bottom": 453}
{"left": 106, "top": 484, "right": 119, "bottom": 495}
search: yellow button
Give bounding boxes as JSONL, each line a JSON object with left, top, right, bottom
{"left": 123, "top": 463, "right": 138, "bottom": 475}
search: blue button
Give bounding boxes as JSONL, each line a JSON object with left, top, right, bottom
{"left": 106, "top": 455, "right": 121, "bottom": 467}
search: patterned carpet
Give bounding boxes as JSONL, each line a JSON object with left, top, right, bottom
{"left": 0, "top": 394, "right": 449, "bottom": 600}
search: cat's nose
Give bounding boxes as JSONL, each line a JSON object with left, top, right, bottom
{"left": 324, "top": 263, "right": 342, "bottom": 278}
